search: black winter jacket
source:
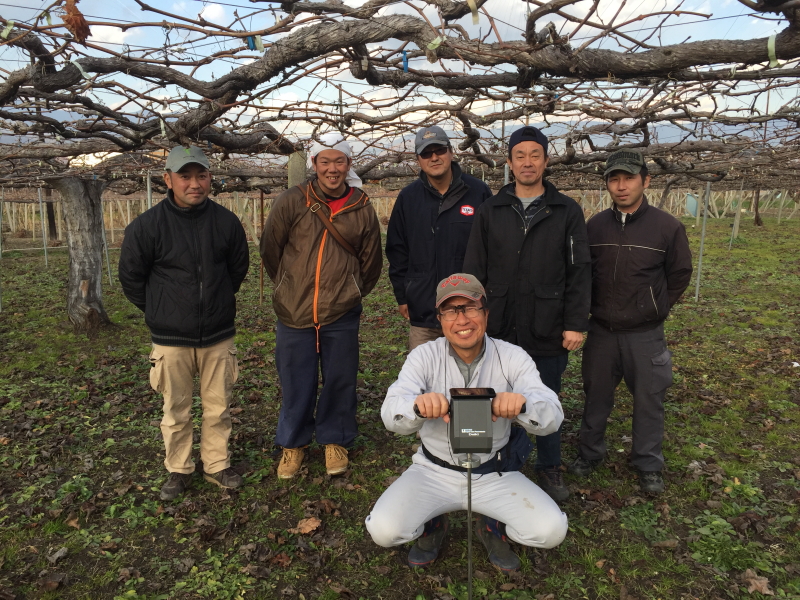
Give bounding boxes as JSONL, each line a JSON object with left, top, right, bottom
{"left": 119, "top": 193, "right": 250, "bottom": 347}
{"left": 586, "top": 197, "right": 692, "bottom": 332}
{"left": 386, "top": 163, "right": 491, "bottom": 328}
{"left": 464, "top": 180, "right": 591, "bottom": 356}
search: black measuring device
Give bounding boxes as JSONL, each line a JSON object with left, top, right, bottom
{"left": 448, "top": 388, "right": 525, "bottom": 600}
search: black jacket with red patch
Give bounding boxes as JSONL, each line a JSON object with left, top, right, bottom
{"left": 386, "top": 163, "right": 492, "bottom": 328}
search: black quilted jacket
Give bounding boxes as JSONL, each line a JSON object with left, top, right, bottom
{"left": 119, "top": 192, "right": 249, "bottom": 347}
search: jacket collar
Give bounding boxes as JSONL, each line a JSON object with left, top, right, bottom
{"left": 165, "top": 190, "right": 210, "bottom": 216}
{"left": 420, "top": 162, "right": 465, "bottom": 198}
{"left": 307, "top": 177, "right": 368, "bottom": 212}
{"left": 494, "top": 179, "right": 565, "bottom": 206}
{"left": 612, "top": 195, "right": 650, "bottom": 223}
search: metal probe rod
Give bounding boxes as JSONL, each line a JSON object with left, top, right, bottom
{"left": 466, "top": 452, "right": 473, "bottom": 600}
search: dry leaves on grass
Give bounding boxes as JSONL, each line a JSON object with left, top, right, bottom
{"left": 65, "top": 512, "right": 80, "bottom": 529}
{"left": 740, "top": 569, "right": 774, "bottom": 595}
{"left": 38, "top": 573, "right": 65, "bottom": 591}
{"left": 288, "top": 516, "right": 321, "bottom": 535}
{"left": 46, "top": 547, "right": 68, "bottom": 565}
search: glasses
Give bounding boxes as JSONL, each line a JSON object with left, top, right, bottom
{"left": 438, "top": 305, "right": 485, "bottom": 321}
{"left": 419, "top": 146, "right": 450, "bottom": 160}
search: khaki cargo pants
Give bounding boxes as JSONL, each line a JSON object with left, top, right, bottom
{"left": 149, "top": 338, "right": 239, "bottom": 475}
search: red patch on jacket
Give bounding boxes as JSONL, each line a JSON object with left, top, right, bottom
{"left": 460, "top": 205, "right": 475, "bottom": 216}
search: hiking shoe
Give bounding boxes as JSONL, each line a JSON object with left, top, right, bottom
{"left": 568, "top": 455, "right": 602, "bottom": 478}
{"left": 277, "top": 447, "right": 305, "bottom": 479}
{"left": 325, "top": 444, "right": 349, "bottom": 476}
{"left": 475, "top": 514, "right": 521, "bottom": 573}
{"left": 639, "top": 471, "right": 665, "bottom": 494}
{"left": 537, "top": 467, "right": 570, "bottom": 503}
{"left": 160, "top": 472, "right": 192, "bottom": 501}
{"left": 204, "top": 467, "right": 243, "bottom": 490}
{"left": 408, "top": 515, "right": 449, "bottom": 568}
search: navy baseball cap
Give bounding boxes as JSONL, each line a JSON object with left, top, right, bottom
{"left": 508, "top": 126, "right": 548, "bottom": 156}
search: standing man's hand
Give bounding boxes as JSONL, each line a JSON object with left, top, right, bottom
{"left": 414, "top": 393, "right": 450, "bottom": 423}
{"left": 398, "top": 304, "right": 410, "bottom": 320}
{"left": 492, "top": 392, "right": 527, "bottom": 421}
{"left": 562, "top": 330, "right": 584, "bottom": 351}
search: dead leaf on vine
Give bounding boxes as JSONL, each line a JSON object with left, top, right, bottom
{"left": 288, "top": 516, "right": 321, "bottom": 535}
{"left": 62, "top": 0, "right": 91, "bottom": 44}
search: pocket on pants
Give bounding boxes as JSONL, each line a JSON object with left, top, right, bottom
{"left": 227, "top": 345, "right": 240, "bottom": 385}
{"left": 149, "top": 347, "right": 166, "bottom": 393}
{"left": 650, "top": 348, "right": 673, "bottom": 393}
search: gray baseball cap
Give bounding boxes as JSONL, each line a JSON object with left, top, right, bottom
{"left": 165, "top": 145, "right": 211, "bottom": 172}
{"left": 604, "top": 149, "right": 645, "bottom": 178}
{"left": 415, "top": 126, "right": 450, "bottom": 155}
{"left": 435, "top": 273, "right": 486, "bottom": 307}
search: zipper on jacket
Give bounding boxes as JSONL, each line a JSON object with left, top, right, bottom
{"left": 192, "top": 217, "right": 205, "bottom": 342}
{"left": 649, "top": 286, "right": 659, "bottom": 317}
{"left": 609, "top": 221, "right": 623, "bottom": 331}
{"left": 570, "top": 236, "right": 574, "bottom": 265}
{"left": 312, "top": 229, "right": 328, "bottom": 352}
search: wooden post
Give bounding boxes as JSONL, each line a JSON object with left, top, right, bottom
{"left": 38, "top": 188, "right": 48, "bottom": 267}
{"left": 109, "top": 201, "right": 115, "bottom": 244}
{"left": 730, "top": 182, "right": 744, "bottom": 248}
{"left": 57, "top": 198, "right": 63, "bottom": 240}
{"left": 259, "top": 189, "right": 265, "bottom": 305}
{"left": 777, "top": 190, "right": 786, "bottom": 224}
{"left": 288, "top": 152, "right": 307, "bottom": 189}
{"left": 694, "top": 181, "right": 711, "bottom": 301}
{"left": 146, "top": 170, "right": 153, "bottom": 209}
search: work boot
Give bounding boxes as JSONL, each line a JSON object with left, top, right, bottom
{"left": 638, "top": 471, "right": 665, "bottom": 494}
{"left": 325, "top": 444, "right": 349, "bottom": 476}
{"left": 407, "top": 515, "right": 449, "bottom": 568}
{"left": 204, "top": 467, "right": 243, "bottom": 490}
{"left": 160, "top": 472, "right": 192, "bottom": 501}
{"left": 568, "top": 455, "right": 602, "bottom": 478}
{"left": 475, "top": 514, "right": 521, "bottom": 573}
{"left": 277, "top": 447, "right": 305, "bottom": 480}
{"left": 537, "top": 467, "right": 570, "bottom": 502}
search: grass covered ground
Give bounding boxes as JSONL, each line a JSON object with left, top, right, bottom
{"left": 0, "top": 216, "right": 798, "bottom": 600}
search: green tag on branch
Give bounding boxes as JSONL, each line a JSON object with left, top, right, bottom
{"left": 467, "top": 0, "right": 479, "bottom": 25}
{"left": 1, "top": 21, "right": 14, "bottom": 39}
{"left": 427, "top": 36, "right": 443, "bottom": 50}
{"left": 768, "top": 34, "right": 780, "bottom": 69}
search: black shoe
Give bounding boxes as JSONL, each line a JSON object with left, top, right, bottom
{"left": 537, "top": 467, "right": 570, "bottom": 502}
{"left": 639, "top": 471, "right": 664, "bottom": 494}
{"left": 407, "top": 515, "right": 449, "bottom": 568}
{"left": 474, "top": 514, "right": 521, "bottom": 573}
{"left": 160, "top": 472, "right": 192, "bottom": 501}
{"left": 203, "top": 467, "right": 243, "bottom": 490}
{"left": 568, "top": 455, "right": 602, "bottom": 478}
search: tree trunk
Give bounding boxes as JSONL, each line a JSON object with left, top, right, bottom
{"left": 753, "top": 188, "right": 763, "bottom": 227}
{"left": 45, "top": 188, "right": 58, "bottom": 240}
{"left": 658, "top": 177, "right": 679, "bottom": 209}
{"left": 50, "top": 177, "right": 112, "bottom": 332}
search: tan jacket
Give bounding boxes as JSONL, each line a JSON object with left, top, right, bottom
{"left": 260, "top": 179, "right": 383, "bottom": 329}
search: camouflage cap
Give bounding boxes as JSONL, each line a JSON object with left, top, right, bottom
{"left": 435, "top": 273, "right": 486, "bottom": 308}
{"left": 165, "top": 145, "right": 210, "bottom": 172}
{"left": 604, "top": 149, "right": 645, "bottom": 178}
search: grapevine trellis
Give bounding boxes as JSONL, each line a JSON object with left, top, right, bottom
{"left": 2, "top": 0, "right": 800, "bottom": 327}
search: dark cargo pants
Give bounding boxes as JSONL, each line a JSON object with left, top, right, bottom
{"left": 579, "top": 321, "right": 673, "bottom": 472}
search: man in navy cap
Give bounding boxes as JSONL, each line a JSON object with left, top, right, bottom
{"left": 464, "top": 126, "right": 591, "bottom": 502}
{"left": 386, "top": 126, "right": 491, "bottom": 350}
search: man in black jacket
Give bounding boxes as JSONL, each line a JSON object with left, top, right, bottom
{"left": 386, "top": 126, "right": 492, "bottom": 350}
{"left": 464, "top": 126, "right": 591, "bottom": 502}
{"left": 119, "top": 146, "right": 250, "bottom": 501}
{"left": 569, "top": 150, "right": 692, "bottom": 494}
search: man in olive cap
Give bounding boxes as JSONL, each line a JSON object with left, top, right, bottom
{"left": 569, "top": 149, "right": 692, "bottom": 494}
{"left": 120, "top": 145, "right": 250, "bottom": 500}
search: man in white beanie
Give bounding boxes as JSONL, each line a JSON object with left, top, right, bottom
{"left": 260, "top": 133, "right": 382, "bottom": 479}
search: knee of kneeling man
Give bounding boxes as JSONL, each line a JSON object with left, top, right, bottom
{"left": 364, "top": 513, "right": 405, "bottom": 548}
{"left": 536, "top": 515, "right": 568, "bottom": 549}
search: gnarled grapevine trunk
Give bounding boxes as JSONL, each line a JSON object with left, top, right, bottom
{"left": 50, "top": 177, "right": 111, "bottom": 332}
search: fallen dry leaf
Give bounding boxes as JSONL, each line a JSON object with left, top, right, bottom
{"left": 117, "top": 567, "right": 141, "bottom": 583}
{"left": 270, "top": 552, "right": 292, "bottom": 567}
{"left": 47, "top": 547, "right": 68, "bottom": 564}
{"left": 230, "top": 407, "right": 243, "bottom": 415}
{"left": 99, "top": 541, "right": 119, "bottom": 553}
{"left": 0, "top": 437, "right": 10, "bottom": 445}
{"left": 65, "top": 512, "right": 80, "bottom": 529}
{"left": 240, "top": 564, "right": 270, "bottom": 579}
{"left": 651, "top": 539, "right": 679, "bottom": 548}
{"left": 741, "top": 569, "right": 774, "bottom": 596}
{"left": 288, "top": 517, "right": 321, "bottom": 535}
{"left": 39, "top": 572, "right": 66, "bottom": 591}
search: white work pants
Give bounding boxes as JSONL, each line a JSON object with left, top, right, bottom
{"left": 365, "top": 452, "right": 568, "bottom": 549}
